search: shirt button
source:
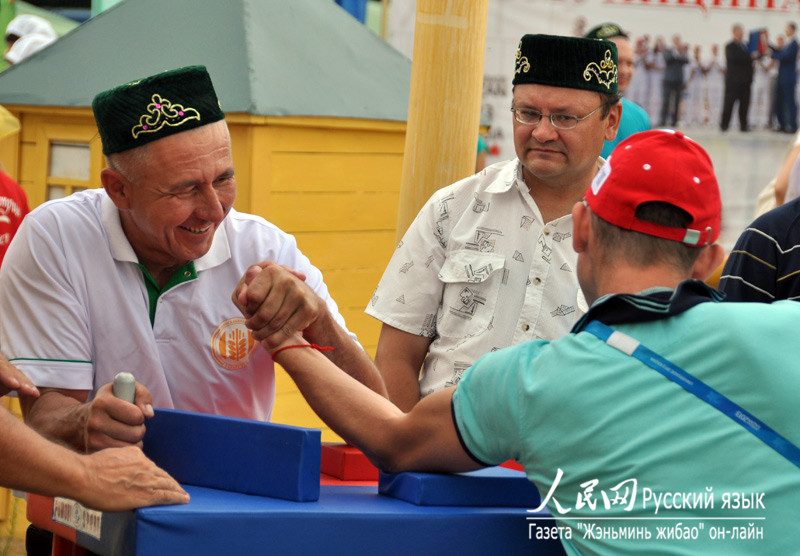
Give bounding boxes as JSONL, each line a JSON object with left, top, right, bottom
{"left": 543, "top": 227, "right": 551, "bottom": 236}
{"left": 522, "top": 323, "right": 530, "bottom": 332}
{"left": 184, "top": 270, "right": 192, "bottom": 277}
{"left": 533, "top": 277, "right": 542, "bottom": 286}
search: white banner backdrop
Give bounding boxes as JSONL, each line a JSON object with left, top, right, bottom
{"left": 388, "top": 0, "right": 800, "bottom": 162}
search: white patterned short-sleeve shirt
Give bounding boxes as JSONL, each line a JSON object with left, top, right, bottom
{"left": 366, "top": 158, "right": 590, "bottom": 397}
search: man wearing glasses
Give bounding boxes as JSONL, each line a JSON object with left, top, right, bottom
{"left": 366, "top": 34, "right": 621, "bottom": 410}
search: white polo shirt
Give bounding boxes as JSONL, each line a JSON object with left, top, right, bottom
{"left": 366, "top": 159, "right": 589, "bottom": 397}
{"left": 0, "top": 189, "right": 354, "bottom": 421}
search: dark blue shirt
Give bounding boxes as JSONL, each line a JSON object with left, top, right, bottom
{"left": 719, "top": 197, "right": 800, "bottom": 301}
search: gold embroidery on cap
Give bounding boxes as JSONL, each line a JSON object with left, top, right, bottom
{"left": 515, "top": 41, "right": 531, "bottom": 75}
{"left": 595, "top": 24, "right": 620, "bottom": 40}
{"left": 131, "top": 94, "right": 201, "bottom": 139}
{"left": 583, "top": 49, "right": 618, "bottom": 90}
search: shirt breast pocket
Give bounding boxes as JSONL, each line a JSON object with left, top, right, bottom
{"left": 437, "top": 250, "right": 506, "bottom": 339}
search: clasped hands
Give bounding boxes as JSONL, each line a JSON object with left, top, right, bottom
{"left": 232, "top": 260, "right": 323, "bottom": 352}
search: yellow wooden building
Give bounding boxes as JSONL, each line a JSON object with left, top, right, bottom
{"left": 0, "top": 0, "right": 414, "bottom": 542}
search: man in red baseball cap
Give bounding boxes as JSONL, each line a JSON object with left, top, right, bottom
{"left": 576, "top": 129, "right": 723, "bottom": 302}
{"left": 247, "top": 129, "right": 800, "bottom": 554}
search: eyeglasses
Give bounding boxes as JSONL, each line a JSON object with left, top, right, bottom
{"left": 511, "top": 104, "right": 606, "bottom": 129}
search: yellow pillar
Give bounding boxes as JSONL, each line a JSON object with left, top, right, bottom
{"left": 395, "top": 0, "right": 488, "bottom": 239}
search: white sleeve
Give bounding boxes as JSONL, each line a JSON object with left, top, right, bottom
{"left": 0, "top": 215, "right": 94, "bottom": 389}
{"left": 365, "top": 192, "right": 448, "bottom": 337}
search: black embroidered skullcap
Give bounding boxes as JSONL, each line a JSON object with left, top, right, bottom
{"left": 585, "top": 23, "right": 628, "bottom": 41}
{"left": 92, "top": 65, "right": 225, "bottom": 155}
{"left": 512, "top": 34, "right": 618, "bottom": 94}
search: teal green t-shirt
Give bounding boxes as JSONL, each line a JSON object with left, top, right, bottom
{"left": 477, "top": 135, "right": 488, "bottom": 154}
{"left": 453, "top": 292, "right": 800, "bottom": 555}
{"left": 602, "top": 97, "right": 651, "bottom": 159}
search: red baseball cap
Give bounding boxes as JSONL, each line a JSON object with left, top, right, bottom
{"left": 585, "top": 130, "right": 721, "bottom": 246}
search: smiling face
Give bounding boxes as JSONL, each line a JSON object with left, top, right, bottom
{"left": 512, "top": 84, "right": 619, "bottom": 191}
{"left": 103, "top": 120, "right": 236, "bottom": 282}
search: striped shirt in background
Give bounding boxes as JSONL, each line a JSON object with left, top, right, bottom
{"left": 719, "top": 197, "right": 800, "bottom": 302}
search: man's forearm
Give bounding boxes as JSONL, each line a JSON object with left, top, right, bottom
{"left": 378, "top": 363, "right": 422, "bottom": 413}
{"left": 1, "top": 406, "right": 190, "bottom": 511}
{"left": 22, "top": 390, "right": 89, "bottom": 452}
{"left": 0, "top": 406, "right": 88, "bottom": 495}
{"left": 273, "top": 345, "right": 478, "bottom": 474}
{"left": 374, "top": 324, "right": 432, "bottom": 412}
{"left": 274, "top": 345, "right": 400, "bottom": 469}
{"left": 304, "top": 313, "right": 388, "bottom": 397}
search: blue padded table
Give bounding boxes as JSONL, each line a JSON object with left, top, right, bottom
{"left": 30, "top": 485, "right": 565, "bottom": 556}
{"left": 27, "top": 409, "right": 567, "bottom": 555}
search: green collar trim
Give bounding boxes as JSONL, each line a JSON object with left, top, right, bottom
{"left": 139, "top": 261, "right": 198, "bottom": 325}
{"left": 8, "top": 357, "right": 92, "bottom": 364}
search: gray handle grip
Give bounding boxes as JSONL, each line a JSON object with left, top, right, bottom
{"left": 112, "top": 372, "right": 136, "bottom": 404}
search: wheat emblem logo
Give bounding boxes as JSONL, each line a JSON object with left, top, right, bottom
{"left": 210, "top": 318, "right": 258, "bottom": 370}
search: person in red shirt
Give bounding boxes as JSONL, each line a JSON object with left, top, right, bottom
{"left": 0, "top": 105, "right": 28, "bottom": 264}
{"left": 0, "top": 169, "right": 29, "bottom": 265}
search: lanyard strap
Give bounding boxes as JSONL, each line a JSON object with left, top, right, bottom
{"left": 584, "top": 320, "right": 800, "bottom": 470}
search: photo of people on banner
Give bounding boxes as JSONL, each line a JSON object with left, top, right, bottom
{"left": 622, "top": 24, "right": 797, "bottom": 134}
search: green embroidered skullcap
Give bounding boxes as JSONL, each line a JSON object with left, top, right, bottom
{"left": 585, "top": 23, "right": 627, "bottom": 41}
{"left": 513, "top": 34, "right": 618, "bottom": 94}
{"left": 92, "top": 65, "right": 225, "bottom": 155}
